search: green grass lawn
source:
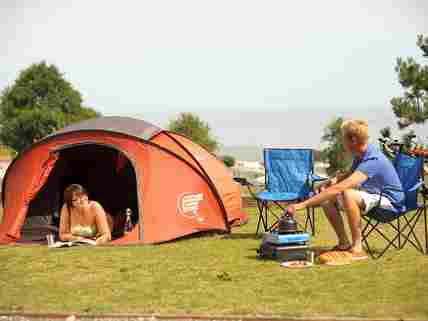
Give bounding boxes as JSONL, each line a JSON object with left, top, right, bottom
{"left": 0, "top": 206, "right": 427, "bottom": 319}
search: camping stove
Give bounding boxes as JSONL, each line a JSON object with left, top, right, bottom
{"left": 258, "top": 214, "right": 310, "bottom": 261}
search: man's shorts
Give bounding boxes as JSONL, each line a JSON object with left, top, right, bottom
{"left": 336, "top": 190, "right": 395, "bottom": 214}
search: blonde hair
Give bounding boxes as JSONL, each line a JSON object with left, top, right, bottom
{"left": 340, "top": 119, "right": 369, "bottom": 144}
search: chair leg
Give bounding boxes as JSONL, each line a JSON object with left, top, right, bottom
{"left": 312, "top": 207, "right": 317, "bottom": 236}
{"left": 397, "top": 217, "right": 401, "bottom": 249}
{"left": 304, "top": 210, "right": 309, "bottom": 233}
{"left": 362, "top": 219, "right": 378, "bottom": 258}
{"left": 266, "top": 201, "right": 285, "bottom": 232}
{"left": 362, "top": 218, "right": 377, "bottom": 258}
{"left": 256, "top": 200, "right": 282, "bottom": 234}
{"left": 256, "top": 200, "right": 268, "bottom": 235}
{"left": 311, "top": 207, "right": 316, "bottom": 235}
{"left": 303, "top": 207, "right": 316, "bottom": 235}
{"left": 424, "top": 206, "right": 427, "bottom": 255}
{"left": 362, "top": 217, "right": 404, "bottom": 259}
{"left": 399, "top": 210, "right": 424, "bottom": 254}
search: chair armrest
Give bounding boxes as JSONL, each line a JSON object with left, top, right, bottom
{"left": 233, "top": 177, "right": 253, "bottom": 186}
{"left": 307, "top": 174, "right": 328, "bottom": 191}
{"left": 407, "top": 180, "right": 423, "bottom": 192}
{"left": 311, "top": 174, "right": 328, "bottom": 182}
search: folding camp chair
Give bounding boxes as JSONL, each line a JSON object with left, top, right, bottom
{"left": 361, "top": 152, "right": 427, "bottom": 259}
{"left": 255, "top": 148, "right": 326, "bottom": 235}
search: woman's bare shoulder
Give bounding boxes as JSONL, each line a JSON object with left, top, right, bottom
{"left": 60, "top": 203, "right": 68, "bottom": 213}
{"left": 89, "top": 200, "right": 104, "bottom": 212}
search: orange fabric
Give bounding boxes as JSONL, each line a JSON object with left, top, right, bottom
{"left": 2, "top": 152, "right": 58, "bottom": 239}
{"left": 138, "top": 143, "right": 228, "bottom": 243}
{"left": 0, "top": 129, "right": 245, "bottom": 245}
{"left": 27, "top": 153, "right": 59, "bottom": 200}
{"left": 157, "top": 132, "right": 248, "bottom": 226}
{"left": 319, "top": 251, "right": 352, "bottom": 265}
{"left": 110, "top": 224, "right": 139, "bottom": 245}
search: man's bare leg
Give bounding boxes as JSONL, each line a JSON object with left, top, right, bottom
{"left": 341, "top": 189, "right": 365, "bottom": 252}
{"left": 321, "top": 199, "right": 350, "bottom": 248}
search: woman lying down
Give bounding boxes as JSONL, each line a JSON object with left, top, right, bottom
{"left": 59, "top": 184, "right": 114, "bottom": 245}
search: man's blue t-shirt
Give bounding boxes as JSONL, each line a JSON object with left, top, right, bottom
{"left": 351, "top": 144, "right": 404, "bottom": 211}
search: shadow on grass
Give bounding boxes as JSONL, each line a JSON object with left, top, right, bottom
{"left": 221, "top": 232, "right": 262, "bottom": 240}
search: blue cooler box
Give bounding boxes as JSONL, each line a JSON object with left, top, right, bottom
{"left": 262, "top": 231, "right": 310, "bottom": 245}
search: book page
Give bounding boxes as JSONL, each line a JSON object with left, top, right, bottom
{"left": 48, "top": 239, "right": 96, "bottom": 248}
{"left": 73, "top": 239, "right": 96, "bottom": 246}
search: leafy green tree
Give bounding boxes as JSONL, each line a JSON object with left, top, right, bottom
{"left": 391, "top": 34, "right": 428, "bottom": 128}
{"left": 0, "top": 61, "right": 100, "bottom": 152}
{"left": 168, "top": 112, "right": 219, "bottom": 152}
{"left": 320, "top": 117, "right": 351, "bottom": 176}
{"left": 222, "top": 155, "right": 236, "bottom": 167}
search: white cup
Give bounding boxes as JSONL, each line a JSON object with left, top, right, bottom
{"left": 46, "top": 233, "right": 54, "bottom": 246}
{"left": 307, "top": 251, "right": 315, "bottom": 264}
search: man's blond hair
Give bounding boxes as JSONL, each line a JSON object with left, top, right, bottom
{"left": 340, "top": 119, "right": 369, "bottom": 144}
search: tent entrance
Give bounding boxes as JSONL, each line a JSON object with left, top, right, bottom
{"left": 23, "top": 143, "right": 139, "bottom": 241}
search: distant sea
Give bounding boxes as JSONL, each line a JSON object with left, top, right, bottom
{"left": 218, "top": 146, "right": 263, "bottom": 162}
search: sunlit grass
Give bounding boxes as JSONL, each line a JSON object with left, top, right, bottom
{"left": 0, "top": 206, "right": 427, "bottom": 319}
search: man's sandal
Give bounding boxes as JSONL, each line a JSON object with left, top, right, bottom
{"left": 319, "top": 251, "right": 352, "bottom": 266}
{"left": 330, "top": 244, "right": 352, "bottom": 251}
{"left": 348, "top": 249, "right": 368, "bottom": 261}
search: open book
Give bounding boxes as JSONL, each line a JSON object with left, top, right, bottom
{"left": 48, "top": 238, "right": 97, "bottom": 248}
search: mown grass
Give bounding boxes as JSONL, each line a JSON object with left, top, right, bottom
{"left": 0, "top": 206, "right": 427, "bottom": 319}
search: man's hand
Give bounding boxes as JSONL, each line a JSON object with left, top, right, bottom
{"left": 286, "top": 204, "right": 297, "bottom": 216}
{"left": 286, "top": 203, "right": 305, "bottom": 216}
{"left": 315, "top": 177, "right": 337, "bottom": 194}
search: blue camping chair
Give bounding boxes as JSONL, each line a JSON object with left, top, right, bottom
{"left": 362, "top": 152, "right": 427, "bottom": 259}
{"left": 255, "top": 148, "right": 326, "bottom": 235}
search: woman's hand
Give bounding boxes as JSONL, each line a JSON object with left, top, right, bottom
{"left": 95, "top": 235, "right": 108, "bottom": 245}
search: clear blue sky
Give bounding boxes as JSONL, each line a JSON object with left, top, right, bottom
{"left": 1, "top": 1, "right": 427, "bottom": 149}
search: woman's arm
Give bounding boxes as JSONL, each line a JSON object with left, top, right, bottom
{"left": 59, "top": 204, "right": 78, "bottom": 241}
{"left": 93, "top": 202, "right": 112, "bottom": 244}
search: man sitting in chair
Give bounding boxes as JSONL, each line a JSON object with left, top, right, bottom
{"left": 287, "top": 119, "right": 404, "bottom": 260}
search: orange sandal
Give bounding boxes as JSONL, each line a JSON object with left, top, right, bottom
{"left": 330, "top": 244, "right": 352, "bottom": 252}
{"left": 319, "top": 250, "right": 352, "bottom": 266}
{"left": 348, "top": 249, "right": 368, "bottom": 261}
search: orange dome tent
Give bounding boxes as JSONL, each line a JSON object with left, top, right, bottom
{"left": 0, "top": 116, "right": 247, "bottom": 245}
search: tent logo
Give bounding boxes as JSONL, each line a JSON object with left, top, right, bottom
{"left": 178, "top": 192, "right": 204, "bottom": 221}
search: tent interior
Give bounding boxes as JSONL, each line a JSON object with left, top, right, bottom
{"left": 21, "top": 144, "right": 139, "bottom": 242}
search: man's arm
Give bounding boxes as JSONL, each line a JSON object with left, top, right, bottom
{"left": 315, "top": 167, "right": 353, "bottom": 192}
{"left": 293, "top": 170, "right": 368, "bottom": 211}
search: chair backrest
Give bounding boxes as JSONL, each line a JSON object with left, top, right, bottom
{"left": 263, "top": 148, "right": 313, "bottom": 196}
{"left": 394, "top": 152, "right": 424, "bottom": 210}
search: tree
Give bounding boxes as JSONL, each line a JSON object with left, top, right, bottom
{"left": 222, "top": 155, "right": 236, "bottom": 167}
{"left": 320, "top": 117, "right": 351, "bottom": 175}
{"left": 167, "top": 112, "right": 219, "bottom": 152}
{"left": 391, "top": 34, "right": 428, "bottom": 128}
{"left": 0, "top": 61, "right": 100, "bottom": 152}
